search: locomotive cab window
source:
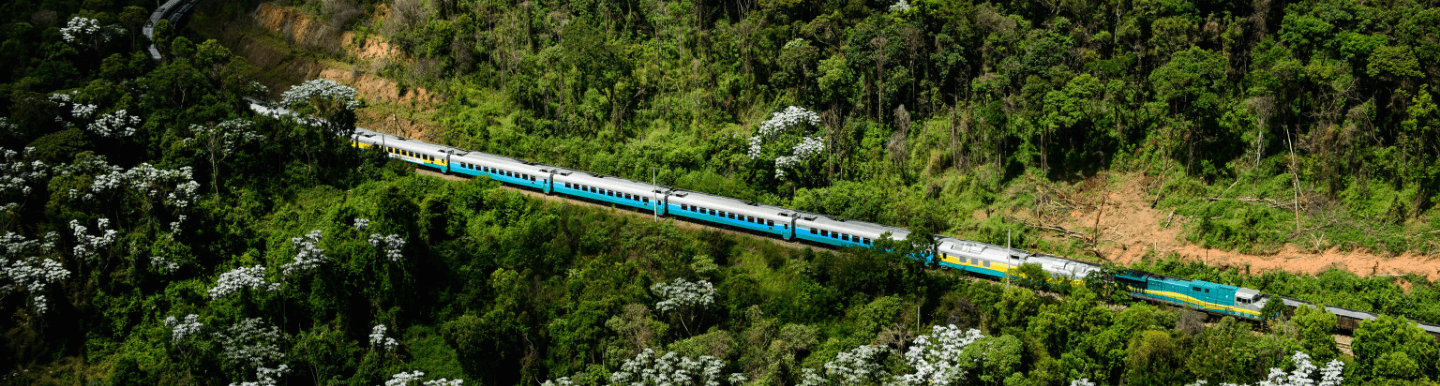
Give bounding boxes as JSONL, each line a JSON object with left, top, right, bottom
{"left": 1193, "top": 287, "right": 1202, "bottom": 292}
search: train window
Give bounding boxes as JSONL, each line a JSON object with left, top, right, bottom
{"left": 983, "top": 261, "right": 990, "bottom": 267}
{"left": 681, "top": 204, "right": 688, "bottom": 210}
{"left": 821, "top": 230, "right": 829, "bottom": 237}
{"left": 1204, "top": 289, "right": 1210, "bottom": 293}
{"left": 842, "top": 234, "right": 850, "bottom": 241}
{"left": 863, "top": 238, "right": 871, "bottom": 244}
{"left": 767, "top": 220, "right": 774, "bottom": 226}
{"left": 810, "top": 228, "right": 816, "bottom": 234}
{"left": 1193, "top": 287, "right": 1201, "bottom": 292}
{"left": 643, "top": 198, "right": 649, "bottom": 204}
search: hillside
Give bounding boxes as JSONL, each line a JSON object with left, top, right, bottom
{"left": 2, "top": 0, "right": 1440, "bottom": 385}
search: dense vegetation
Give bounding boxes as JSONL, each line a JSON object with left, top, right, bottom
{"left": 2, "top": 0, "right": 1440, "bottom": 385}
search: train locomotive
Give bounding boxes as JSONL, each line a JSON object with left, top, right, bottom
{"left": 340, "top": 120, "right": 1440, "bottom": 337}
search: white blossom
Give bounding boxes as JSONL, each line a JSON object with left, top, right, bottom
{"left": 757, "top": 106, "right": 820, "bottom": 139}
{"left": 72, "top": 104, "right": 98, "bottom": 119}
{"left": 87, "top": 109, "right": 142, "bottom": 137}
{"left": 60, "top": 17, "right": 122, "bottom": 45}
{"left": 749, "top": 106, "right": 825, "bottom": 180}
{"left": 896, "top": 325, "right": 984, "bottom": 386}
{"left": 83, "top": 162, "right": 200, "bottom": 209}
{"left": 190, "top": 119, "right": 265, "bottom": 157}
{"left": 165, "top": 314, "right": 203, "bottom": 344}
{"left": 0, "top": 151, "right": 49, "bottom": 197}
{"left": 209, "top": 265, "right": 280, "bottom": 299}
{"left": 889, "top": 0, "right": 911, "bottom": 12}
{"left": 385, "top": 371, "right": 426, "bottom": 386}
{"left": 214, "top": 318, "right": 287, "bottom": 368}
{"left": 353, "top": 218, "right": 370, "bottom": 231}
{"left": 69, "top": 218, "right": 118, "bottom": 261}
{"left": 608, "top": 349, "right": 743, "bottom": 386}
{"left": 1197, "top": 351, "right": 1344, "bottom": 386}
{"left": 281, "top": 79, "right": 361, "bottom": 111}
{"left": 281, "top": 230, "right": 327, "bottom": 275}
{"left": 652, "top": 278, "right": 715, "bottom": 312}
{"left": 1070, "top": 379, "right": 1096, "bottom": 386}
{"left": 151, "top": 254, "right": 180, "bottom": 274}
{"left": 383, "top": 371, "right": 464, "bottom": 386}
{"left": 819, "top": 345, "right": 889, "bottom": 385}
{"left": 0, "top": 117, "right": 15, "bottom": 134}
{"left": 540, "top": 377, "right": 574, "bottom": 386}
{"left": 370, "top": 324, "right": 400, "bottom": 352}
{"left": 170, "top": 214, "right": 188, "bottom": 236}
{"left": 368, "top": 233, "right": 405, "bottom": 262}
{"left": 1, "top": 232, "right": 70, "bottom": 315}
{"left": 231, "top": 365, "right": 290, "bottom": 386}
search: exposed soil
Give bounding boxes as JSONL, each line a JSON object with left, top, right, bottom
{"left": 1021, "top": 172, "right": 1440, "bottom": 281}
{"left": 219, "top": 3, "right": 444, "bottom": 140}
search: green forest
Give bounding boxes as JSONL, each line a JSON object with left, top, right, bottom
{"left": 2, "top": 0, "right": 1440, "bottom": 385}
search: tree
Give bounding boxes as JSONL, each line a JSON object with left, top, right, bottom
{"left": 1352, "top": 315, "right": 1440, "bottom": 382}
{"left": 1290, "top": 304, "right": 1338, "bottom": 360}
{"left": 652, "top": 278, "right": 716, "bottom": 336}
{"left": 895, "top": 325, "right": 985, "bottom": 386}
{"left": 189, "top": 118, "right": 264, "bottom": 195}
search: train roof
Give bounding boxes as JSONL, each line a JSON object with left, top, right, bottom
{"left": 936, "top": 237, "right": 1024, "bottom": 262}
{"left": 1024, "top": 253, "right": 1103, "bottom": 279}
{"left": 797, "top": 214, "right": 911, "bottom": 240}
{"left": 559, "top": 171, "right": 666, "bottom": 194}
{"left": 669, "top": 190, "right": 795, "bottom": 219}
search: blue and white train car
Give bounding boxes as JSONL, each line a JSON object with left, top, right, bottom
{"left": 793, "top": 215, "right": 910, "bottom": 250}
{"left": 353, "top": 128, "right": 452, "bottom": 172}
{"left": 450, "top": 150, "right": 552, "bottom": 192}
{"left": 667, "top": 191, "right": 795, "bottom": 239}
{"left": 554, "top": 171, "right": 663, "bottom": 212}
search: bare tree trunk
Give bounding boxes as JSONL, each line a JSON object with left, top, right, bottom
{"left": 1287, "top": 127, "right": 1300, "bottom": 233}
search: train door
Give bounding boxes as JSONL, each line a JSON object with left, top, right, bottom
{"left": 544, "top": 169, "right": 556, "bottom": 194}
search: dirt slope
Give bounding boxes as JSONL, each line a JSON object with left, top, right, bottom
{"left": 206, "top": 2, "right": 443, "bottom": 140}
{"left": 1016, "top": 173, "right": 1440, "bottom": 281}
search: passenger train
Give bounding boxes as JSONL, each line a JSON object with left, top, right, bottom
{"left": 340, "top": 124, "right": 1440, "bottom": 336}
{"left": 156, "top": 0, "right": 1438, "bottom": 343}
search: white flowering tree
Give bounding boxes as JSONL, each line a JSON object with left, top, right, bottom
{"left": 1, "top": 147, "right": 50, "bottom": 209}
{"left": 60, "top": 16, "right": 124, "bottom": 48}
{"left": 368, "top": 233, "right": 406, "bottom": 262}
{"left": 749, "top": 106, "right": 827, "bottom": 183}
{"left": 280, "top": 230, "right": 327, "bottom": 276}
{"left": 895, "top": 325, "right": 985, "bottom": 386}
{"left": 1, "top": 232, "right": 70, "bottom": 315}
{"left": 594, "top": 348, "right": 746, "bottom": 386}
{"left": 87, "top": 109, "right": 142, "bottom": 138}
{"left": 652, "top": 278, "right": 716, "bottom": 336}
{"left": 280, "top": 79, "right": 361, "bottom": 136}
{"left": 209, "top": 265, "right": 281, "bottom": 299}
{"left": 165, "top": 314, "right": 204, "bottom": 366}
{"left": 189, "top": 118, "right": 265, "bottom": 195}
{"left": 69, "top": 218, "right": 118, "bottom": 262}
{"left": 78, "top": 161, "right": 201, "bottom": 213}
{"left": 370, "top": 324, "right": 400, "bottom": 352}
{"left": 1182, "top": 351, "right": 1343, "bottom": 386}
{"left": 48, "top": 92, "right": 142, "bottom": 138}
{"left": 798, "top": 345, "right": 891, "bottom": 386}
{"left": 383, "top": 371, "right": 465, "bottom": 386}
{"left": 214, "top": 318, "right": 290, "bottom": 386}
